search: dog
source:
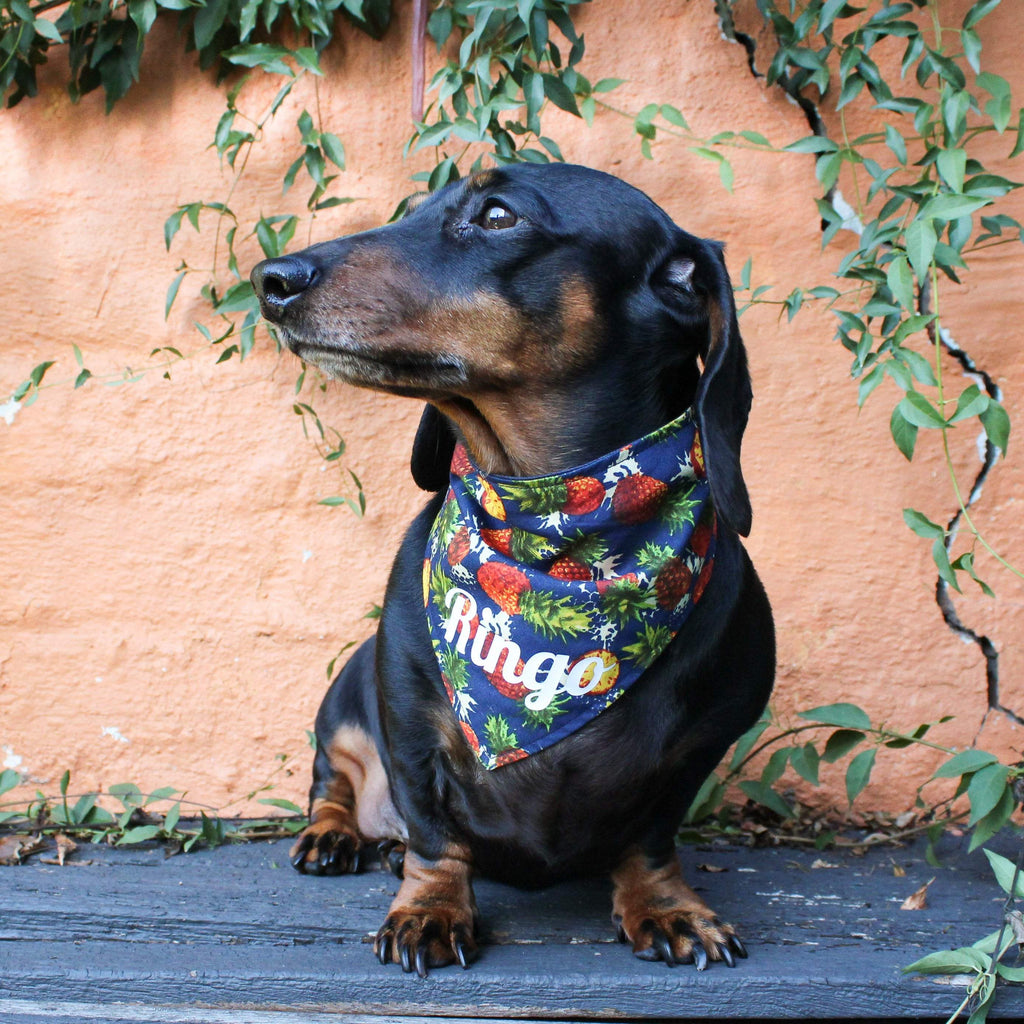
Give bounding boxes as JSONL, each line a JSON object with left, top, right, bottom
{"left": 250, "top": 163, "right": 775, "bottom": 977}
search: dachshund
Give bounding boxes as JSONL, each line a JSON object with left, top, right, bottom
{"left": 250, "top": 163, "right": 775, "bottom": 977}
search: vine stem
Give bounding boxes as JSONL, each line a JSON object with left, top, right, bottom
{"left": 727, "top": 721, "right": 958, "bottom": 782}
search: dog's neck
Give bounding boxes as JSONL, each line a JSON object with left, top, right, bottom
{"left": 438, "top": 372, "right": 695, "bottom": 479}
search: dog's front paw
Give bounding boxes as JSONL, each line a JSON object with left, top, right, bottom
{"left": 374, "top": 907, "right": 477, "bottom": 977}
{"left": 289, "top": 820, "right": 365, "bottom": 876}
{"left": 613, "top": 907, "right": 746, "bottom": 969}
{"left": 373, "top": 847, "right": 478, "bottom": 977}
{"left": 611, "top": 846, "right": 748, "bottom": 969}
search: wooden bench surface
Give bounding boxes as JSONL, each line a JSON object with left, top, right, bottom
{"left": 1, "top": 830, "right": 1020, "bottom": 1022}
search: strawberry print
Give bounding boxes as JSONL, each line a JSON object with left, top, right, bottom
{"left": 549, "top": 555, "right": 593, "bottom": 581}
{"left": 480, "top": 527, "right": 513, "bottom": 556}
{"left": 447, "top": 525, "right": 471, "bottom": 565}
{"left": 612, "top": 474, "right": 669, "bottom": 524}
{"left": 451, "top": 444, "right": 474, "bottom": 477}
{"left": 562, "top": 476, "right": 605, "bottom": 515}
{"left": 425, "top": 408, "right": 715, "bottom": 770}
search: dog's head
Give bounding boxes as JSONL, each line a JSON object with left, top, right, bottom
{"left": 251, "top": 164, "right": 753, "bottom": 535}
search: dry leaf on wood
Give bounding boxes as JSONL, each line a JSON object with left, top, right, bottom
{"left": 1007, "top": 909, "right": 1024, "bottom": 949}
{"left": 900, "top": 877, "right": 935, "bottom": 910}
{"left": 0, "top": 834, "right": 46, "bottom": 865}
{"left": 696, "top": 863, "right": 727, "bottom": 873}
{"left": 55, "top": 833, "right": 78, "bottom": 866}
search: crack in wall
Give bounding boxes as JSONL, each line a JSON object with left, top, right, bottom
{"left": 714, "top": 2, "right": 1020, "bottom": 728}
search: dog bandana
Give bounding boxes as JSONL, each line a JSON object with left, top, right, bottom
{"left": 424, "top": 409, "right": 716, "bottom": 770}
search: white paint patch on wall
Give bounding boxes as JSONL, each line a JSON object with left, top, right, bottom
{"left": 101, "top": 726, "right": 130, "bottom": 744}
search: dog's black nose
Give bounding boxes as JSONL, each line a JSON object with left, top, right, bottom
{"left": 251, "top": 255, "right": 319, "bottom": 320}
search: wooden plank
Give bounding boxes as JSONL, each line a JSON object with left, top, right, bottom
{"left": 0, "top": 832, "right": 1019, "bottom": 1020}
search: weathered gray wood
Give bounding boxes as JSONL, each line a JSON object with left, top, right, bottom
{"left": 1, "top": 831, "right": 1020, "bottom": 1020}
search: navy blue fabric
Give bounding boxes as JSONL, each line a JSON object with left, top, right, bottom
{"left": 425, "top": 410, "right": 716, "bottom": 769}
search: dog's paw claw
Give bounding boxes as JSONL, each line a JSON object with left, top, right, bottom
{"left": 616, "top": 911, "right": 744, "bottom": 969}
{"left": 377, "top": 839, "right": 406, "bottom": 879}
{"left": 374, "top": 911, "right": 477, "bottom": 977}
{"left": 289, "top": 825, "right": 363, "bottom": 876}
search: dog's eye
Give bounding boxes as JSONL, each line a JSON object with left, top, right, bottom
{"left": 480, "top": 203, "right": 518, "bottom": 230}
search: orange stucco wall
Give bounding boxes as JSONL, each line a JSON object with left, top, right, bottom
{"left": 2, "top": 1, "right": 1022, "bottom": 818}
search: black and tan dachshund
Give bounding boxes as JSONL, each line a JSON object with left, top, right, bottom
{"left": 250, "top": 163, "right": 775, "bottom": 977}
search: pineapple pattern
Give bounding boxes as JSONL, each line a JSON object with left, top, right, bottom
{"left": 426, "top": 409, "right": 716, "bottom": 770}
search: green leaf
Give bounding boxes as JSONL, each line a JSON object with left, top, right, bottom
{"left": 194, "top": 0, "right": 230, "bottom": 51}
{"left": 259, "top": 797, "right": 304, "bottom": 814}
{"left": 660, "top": 104, "right": 689, "bottom": 130}
{"left": 932, "top": 748, "right": 998, "bottom": 778}
{"left": 223, "top": 43, "right": 293, "bottom": 76}
{"left": 890, "top": 405, "right": 918, "bottom": 460}
{"left": 949, "top": 384, "right": 990, "bottom": 423}
{"left": 164, "top": 802, "right": 181, "bottom": 834}
{"left": 932, "top": 537, "right": 960, "bottom": 591}
{"left": 898, "top": 391, "right": 947, "bottom": 429}
{"left": 920, "top": 193, "right": 990, "bottom": 222}
{"left": 822, "top": 729, "right": 866, "bottom": 763}
{"left": 978, "top": 72, "right": 1012, "bottom": 132}
{"left": 33, "top": 16, "right": 64, "bottom": 42}
{"left": 728, "top": 714, "right": 770, "bottom": 771}
{"left": 165, "top": 270, "right": 186, "bottom": 319}
{"left": 903, "top": 507, "right": 945, "bottom": 540}
{"left": 760, "top": 747, "right": 792, "bottom": 787}
{"left": 968, "top": 786, "right": 1016, "bottom": 851}
{"left": 71, "top": 792, "right": 98, "bottom": 824}
{"left": 966, "top": 762, "right": 1010, "bottom": 825}
{"left": 293, "top": 47, "right": 322, "bottom": 75}
{"left": 1010, "top": 108, "right": 1024, "bottom": 158}
{"left": 321, "top": 132, "right": 346, "bottom": 170}
{"left": 798, "top": 703, "right": 872, "bottom": 730}
{"left": 979, "top": 400, "right": 1010, "bottom": 453}
{"left": 684, "top": 772, "right": 725, "bottom": 824}
{"left": 737, "top": 779, "right": 794, "bottom": 820}
{"left": 784, "top": 135, "right": 839, "bottom": 154}
{"left": 845, "top": 748, "right": 877, "bottom": 804}
{"left": 215, "top": 281, "right": 256, "bottom": 314}
{"left": 886, "top": 253, "right": 915, "bottom": 311}
{"left": 0, "top": 768, "right": 19, "bottom": 797}
{"left": 936, "top": 148, "right": 967, "bottom": 192}
{"left": 904, "top": 947, "right": 989, "bottom": 975}
{"left": 884, "top": 123, "right": 907, "bottom": 164}
{"left": 117, "top": 825, "right": 162, "bottom": 845}
{"left": 789, "top": 743, "right": 820, "bottom": 786}
{"left": 542, "top": 73, "right": 580, "bottom": 116}
{"left": 964, "top": 0, "right": 1002, "bottom": 30}
{"left": 982, "top": 848, "right": 1024, "bottom": 898}
{"left": 593, "top": 77, "right": 625, "bottom": 93}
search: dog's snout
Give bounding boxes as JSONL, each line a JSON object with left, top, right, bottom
{"left": 251, "top": 255, "right": 319, "bottom": 319}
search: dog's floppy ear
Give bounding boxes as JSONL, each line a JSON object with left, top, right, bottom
{"left": 693, "top": 242, "right": 753, "bottom": 536}
{"left": 411, "top": 404, "right": 457, "bottom": 491}
{"left": 659, "top": 242, "right": 752, "bottom": 536}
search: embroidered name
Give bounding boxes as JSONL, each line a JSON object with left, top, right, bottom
{"left": 442, "top": 587, "right": 619, "bottom": 711}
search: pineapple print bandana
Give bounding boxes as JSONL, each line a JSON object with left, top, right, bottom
{"left": 424, "top": 409, "right": 716, "bottom": 770}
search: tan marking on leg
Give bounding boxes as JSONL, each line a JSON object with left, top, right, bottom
{"left": 322, "top": 724, "right": 404, "bottom": 841}
{"left": 611, "top": 845, "right": 742, "bottom": 967}
{"left": 374, "top": 845, "right": 478, "bottom": 975}
{"left": 290, "top": 724, "right": 404, "bottom": 873}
